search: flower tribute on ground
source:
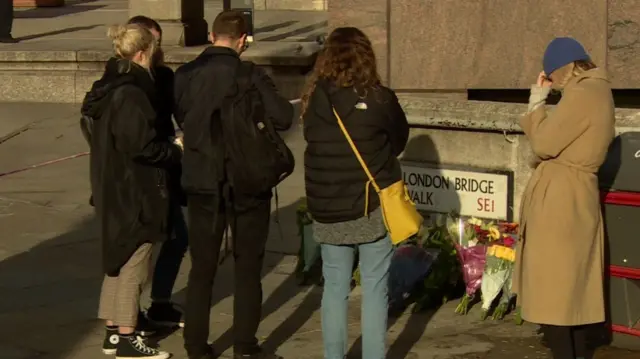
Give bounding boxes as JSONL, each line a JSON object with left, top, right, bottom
{"left": 295, "top": 200, "right": 522, "bottom": 323}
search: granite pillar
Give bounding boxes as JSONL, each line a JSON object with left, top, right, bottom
{"left": 328, "top": 0, "right": 389, "bottom": 84}
{"left": 389, "top": 0, "right": 608, "bottom": 90}
{"left": 129, "top": 0, "right": 208, "bottom": 47}
{"left": 607, "top": 0, "right": 640, "bottom": 88}
{"left": 329, "top": 0, "right": 636, "bottom": 91}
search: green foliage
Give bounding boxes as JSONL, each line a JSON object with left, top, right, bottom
{"left": 352, "top": 266, "right": 361, "bottom": 286}
{"left": 410, "top": 223, "right": 463, "bottom": 311}
{"left": 514, "top": 306, "right": 524, "bottom": 325}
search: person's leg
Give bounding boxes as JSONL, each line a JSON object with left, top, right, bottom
{"left": 111, "top": 243, "right": 169, "bottom": 358}
{"left": 0, "top": 0, "right": 13, "bottom": 38}
{"left": 357, "top": 235, "right": 393, "bottom": 359}
{"left": 148, "top": 202, "right": 189, "bottom": 326}
{"left": 540, "top": 324, "right": 575, "bottom": 359}
{"left": 184, "top": 194, "right": 227, "bottom": 359}
{"left": 230, "top": 198, "right": 273, "bottom": 356}
{"left": 320, "top": 243, "right": 355, "bottom": 359}
{"left": 98, "top": 274, "right": 120, "bottom": 355}
{"left": 572, "top": 325, "right": 595, "bottom": 359}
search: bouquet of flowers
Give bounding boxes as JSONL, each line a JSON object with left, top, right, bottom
{"left": 448, "top": 215, "right": 489, "bottom": 315}
{"left": 479, "top": 222, "right": 518, "bottom": 320}
{"left": 387, "top": 242, "right": 440, "bottom": 311}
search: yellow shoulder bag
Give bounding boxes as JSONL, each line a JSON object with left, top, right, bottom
{"left": 333, "top": 106, "right": 423, "bottom": 245}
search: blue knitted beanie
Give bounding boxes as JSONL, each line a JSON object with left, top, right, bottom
{"left": 543, "top": 37, "right": 590, "bottom": 76}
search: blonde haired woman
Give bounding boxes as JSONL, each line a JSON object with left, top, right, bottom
{"left": 514, "top": 37, "right": 615, "bottom": 359}
{"left": 82, "top": 23, "right": 183, "bottom": 359}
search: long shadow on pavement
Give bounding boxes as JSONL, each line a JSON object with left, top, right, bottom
{"left": 346, "top": 307, "right": 436, "bottom": 359}
{"left": 0, "top": 216, "right": 104, "bottom": 359}
{"left": 0, "top": 196, "right": 310, "bottom": 358}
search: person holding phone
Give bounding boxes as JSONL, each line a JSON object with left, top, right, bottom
{"left": 513, "top": 37, "right": 615, "bottom": 359}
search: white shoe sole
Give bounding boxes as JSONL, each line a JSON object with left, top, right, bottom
{"left": 102, "top": 348, "right": 117, "bottom": 355}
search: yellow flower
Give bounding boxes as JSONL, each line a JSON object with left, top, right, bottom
{"left": 487, "top": 245, "right": 516, "bottom": 262}
{"left": 489, "top": 226, "right": 501, "bottom": 240}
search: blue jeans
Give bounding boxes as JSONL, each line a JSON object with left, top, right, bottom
{"left": 150, "top": 203, "right": 189, "bottom": 302}
{"left": 321, "top": 235, "right": 393, "bottom": 359}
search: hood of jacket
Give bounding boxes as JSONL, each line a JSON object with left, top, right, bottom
{"left": 81, "top": 57, "right": 156, "bottom": 119}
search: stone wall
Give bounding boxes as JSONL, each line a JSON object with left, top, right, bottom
{"left": 398, "top": 95, "right": 640, "bottom": 221}
{"left": 328, "top": 0, "right": 640, "bottom": 221}
{"left": 0, "top": 43, "right": 319, "bottom": 103}
{"left": 330, "top": 0, "right": 640, "bottom": 89}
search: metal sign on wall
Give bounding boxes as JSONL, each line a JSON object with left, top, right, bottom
{"left": 402, "top": 162, "right": 514, "bottom": 221}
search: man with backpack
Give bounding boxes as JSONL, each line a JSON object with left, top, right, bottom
{"left": 174, "top": 10, "right": 294, "bottom": 359}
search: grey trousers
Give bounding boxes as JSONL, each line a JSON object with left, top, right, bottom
{"left": 98, "top": 243, "right": 153, "bottom": 327}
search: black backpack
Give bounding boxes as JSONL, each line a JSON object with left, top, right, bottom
{"left": 219, "top": 62, "right": 294, "bottom": 195}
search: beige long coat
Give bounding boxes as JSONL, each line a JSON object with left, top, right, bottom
{"left": 513, "top": 68, "right": 615, "bottom": 326}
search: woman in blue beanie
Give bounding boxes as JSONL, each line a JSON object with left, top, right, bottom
{"left": 513, "top": 37, "right": 615, "bottom": 359}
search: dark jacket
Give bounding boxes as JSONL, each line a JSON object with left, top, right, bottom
{"left": 174, "top": 46, "right": 294, "bottom": 196}
{"left": 303, "top": 81, "right": 409, "bottom": 223}
{"left": 82, "top": 58, "right": 182, "bottom": 276}
{"left": 82, "top": 62, "right": 185, "bottom": 207}
{"left": 153, "top": 65, "right": 186, "bottom": 206}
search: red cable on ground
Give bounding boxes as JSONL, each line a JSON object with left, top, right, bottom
{"left": 0, "top": 152, "right": 90, "bottom": 178}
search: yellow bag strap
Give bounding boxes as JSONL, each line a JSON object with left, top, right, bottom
{"left": 332, "top": 106, "right": 381, "bottom": 216}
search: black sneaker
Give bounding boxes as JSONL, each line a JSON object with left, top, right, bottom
{"left": 102, "top": 326, "right": 119, "bottom": 355}
{"left": 147, "top": 302, "right": 184, "bottom": 328}
{"left": 116, "top": 335, "right": 170, "bottom": 359}
{"left": 136, "top": 312, "right": 157, "bottom": 337}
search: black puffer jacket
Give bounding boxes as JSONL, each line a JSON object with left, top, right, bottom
{"left": 82, "top": 58, "right": 182, "bottom": 276}
{"left": 303, "top": 80, "right": 409, "bottom": 223}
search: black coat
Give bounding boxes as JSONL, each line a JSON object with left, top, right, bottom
{"left": 82, "top": 58, "right": 182, "bottom": 276}
{"left": 82, "top": 63, "right": 185, "bottom": 207}
{"left": 174, "top": 46, "right": 293, "bottom": 197}
{"left": 153, "top": 65, "right": 186, "bottom": 206}
{"left": 303, "top": 81, "right": 409, "bottom": 223}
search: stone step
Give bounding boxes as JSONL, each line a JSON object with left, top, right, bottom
{"left": 0, "top": 70, "right": 99, "bottom": 103}
{"left": 0, "top": 42, "right": 319, "bottom": 103}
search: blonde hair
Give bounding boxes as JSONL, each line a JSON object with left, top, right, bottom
{"left": 551, "top": 59, "right": 598, "bottom": 89}
{"left": 107, "top": 24, "right": 156, "bottom": 60}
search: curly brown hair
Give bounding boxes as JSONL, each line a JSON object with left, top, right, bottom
{"left": 300, "top": 27, "right": 381, "bottom": 118}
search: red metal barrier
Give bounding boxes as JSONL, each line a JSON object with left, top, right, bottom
{"left": 602, "top": 190, "right": 640, "bottom": 339}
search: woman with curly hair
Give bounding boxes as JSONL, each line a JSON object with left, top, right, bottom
{"left": 301, "top": 27, "right": 409, "bottom": 359}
